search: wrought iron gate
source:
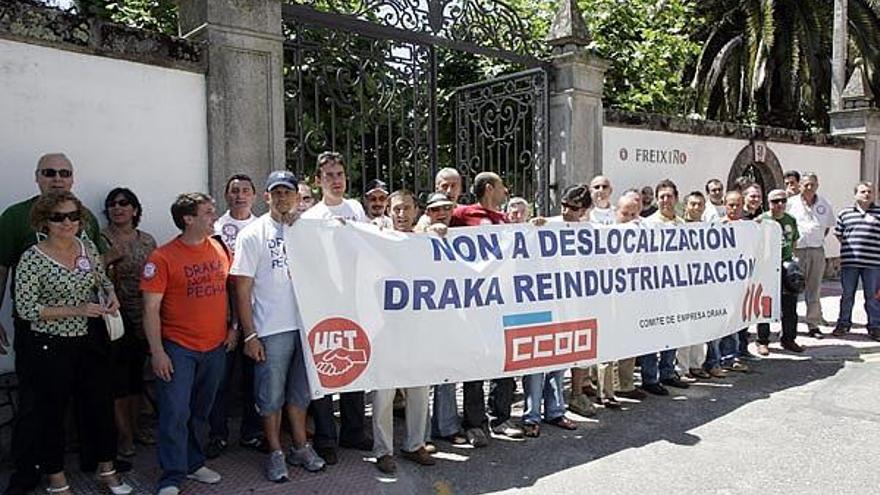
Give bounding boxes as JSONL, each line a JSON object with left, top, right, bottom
{"left": 282, "top": 0, "right": 549, "bottom": 205}
{"left": 454, "top": 68, "right": 548, "bottom": 214}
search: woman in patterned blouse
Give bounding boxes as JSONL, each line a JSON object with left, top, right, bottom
{"left": 14, "top": 191, "right": 132, "bottom": 495}
{"left": 102, "top": 187, "right": 158, "bottom": 458}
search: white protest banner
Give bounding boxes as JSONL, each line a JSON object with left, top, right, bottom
{"left": 287, "top": 220, "right": 781, "bottom": 394}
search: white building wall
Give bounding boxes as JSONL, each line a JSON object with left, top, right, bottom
{"left": 603, "top": 126, "right": 862, "bottom": 257}
{"left": 0, "top": 39, "right": 209, "bottom": 371}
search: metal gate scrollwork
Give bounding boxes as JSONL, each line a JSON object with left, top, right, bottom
{"left": 454, "top": 69, "right": 549, "bottom": 214}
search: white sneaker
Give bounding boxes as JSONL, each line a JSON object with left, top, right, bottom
{"left": 186, "top": 466, "right": 221, "bottom": 484}
{"left": 287, "top": 443, "right": 326, "bottom": 472}
{"left": 156, "top": 486, "right": 180, "bottom": 495}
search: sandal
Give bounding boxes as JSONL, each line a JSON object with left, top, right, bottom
{"left": 522, "top": 423, "right": 540, "bottom": 438}
{"left": 97, "top": 469, "right": 133, "bottom": 495}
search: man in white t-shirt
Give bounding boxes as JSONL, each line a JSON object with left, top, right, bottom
{"left": 214, "top": 174, "right": 257, "bottom": 253}
{"left": 234, "top": 170, "right": 325, "bottom": 482}
{"left": 588, "top": 175, "right": 615, "bottom": 224}
{"left": 299, "top": 152, "right": 372, "bottom": 463}
{"left": 207, "top": 173, "right": 263, "bottom": 459}
{"left": 787, "top": 172, "right": 835, "bottom": 338}
{"left": 701, "top": 178, "right": 726, "bottom": 222}
{"left": 301, "top": 152, "right": 368, "bottom": 223}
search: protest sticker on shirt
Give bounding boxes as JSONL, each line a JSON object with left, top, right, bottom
{"left": 287, "top": 219, "right": 781, "bottom": 394}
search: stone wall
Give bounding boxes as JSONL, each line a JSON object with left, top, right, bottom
{"left": 0, "top": 0, "right": 204, "bottom": 72}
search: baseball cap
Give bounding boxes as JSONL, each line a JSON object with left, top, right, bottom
{"left": 364, "top": 179, "right": 389, "bottom": 196}
{"left": 266, "top": 170, "right": 298, "bottom": 191}
{"left": 426, "top": 192, "right": 454, "bottom": 209}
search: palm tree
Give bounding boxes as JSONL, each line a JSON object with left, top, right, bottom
{"left": 690, "top": 0, "right": 880, "bottom": 130}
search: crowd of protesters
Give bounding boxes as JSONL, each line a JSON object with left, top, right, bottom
{"left": 0, "top": 151, "right": 878, "bottom": 495}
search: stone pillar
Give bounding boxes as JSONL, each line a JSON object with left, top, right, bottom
{"left": 830, "top": 65, "right": 879, "bottom": 188}
{"left": 177, "top": 0, "right": 285, "bottom": 211}
{"left": 548, "top": 50, "right": 609, "bottom": 209}
{"left": 544, "top": 0, "right": 609, "bottom": 212}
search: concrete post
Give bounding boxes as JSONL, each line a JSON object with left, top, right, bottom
{"left": 177, "top": 0, "right": 285, "bottom": 211}
{"left": 548, "top": 50, "right": 609, "bottom": 209}
{"left": 830, "top": 65, "right": 879, "bottom": 188}
{"left": 545, "top": 0, "right": 609, "bottom": 212}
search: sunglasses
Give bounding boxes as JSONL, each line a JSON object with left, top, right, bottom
{"left": 592, "top": 184, "right": 610, "bottom": 190}
{"left": 107, "top": 199, "right": 132, "bottom": 208}
{"left": 427, "top": 205, "right": 453, "bottom": 212}
{"left": 39, "top": 168, "right": 72, "bottom": 178}
{"left": 48, "top": 210, "right": 81, "bottom": 223}
{"left": 770, "top": 198, "right": 787, "bottom": 204}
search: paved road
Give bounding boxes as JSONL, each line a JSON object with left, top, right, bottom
{"left": 3, "top": 284, "right": 879, "bottom": 494}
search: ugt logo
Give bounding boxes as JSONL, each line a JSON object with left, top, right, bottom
{"left": 308, "top": 317, "right": 371, "bottom": 389}
{"left": 742, "top": 283, "right": 772, "bottom": 322}
{"left": 503, "top": 311, "right": 597, "bottom": 372}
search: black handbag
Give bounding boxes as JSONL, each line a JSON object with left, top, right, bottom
{"left": 782, "top": 259, "right": 806, "bottom": 294}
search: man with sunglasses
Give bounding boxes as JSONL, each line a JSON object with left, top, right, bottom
{"left": 363, "top": 179, "right": 392, "bottom": 229}
{"left": 588, "top": 176, "right": 615, "bottom": 225}
{"left": 0, "top": 153, "right": 109, "bottom": 495}
{"left": 756, "top": 190, "right": 802, "bottom": 354}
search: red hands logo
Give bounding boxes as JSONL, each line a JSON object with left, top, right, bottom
{"left": 742, "top": 283, "right": 772, "bottom": 322}
{"left": 315, "top": 348, "right": 368, "bottom": 377}
{"left": 308, "top": 317, "right": 371, "bottom": 389}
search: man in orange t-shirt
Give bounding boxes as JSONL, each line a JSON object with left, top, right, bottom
{"left": 141, "top": 193, "right": 231, "bottom": 495}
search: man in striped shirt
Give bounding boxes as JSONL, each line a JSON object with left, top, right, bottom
{"left": 832, "top": 182, "right": 880, "bottom": 340}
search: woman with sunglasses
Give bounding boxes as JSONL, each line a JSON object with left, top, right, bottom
{"left": 101, "top": 188, "right": 158, "bottom": 458}
{"left": 14, "top": 191, "right": 132, "bottom": 494}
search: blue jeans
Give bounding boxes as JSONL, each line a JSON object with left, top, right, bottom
{"left": 208, "top": 345, "right": 261, "bottom": 441}
{"left": 704, "top": 338, "right": 721, "bottom": 370}
{"left": 837, "top": 266, "right": 880, "bottom": 329}
{"left": 156, "top": 340, "right": 226, "bottom": 490}
{"left": 719, "top": 333, "right": 739, "bottom": 366}
{"left": 521, "top": 371, "right": 566, "bottom": 424}
{"left": 639, "top": 349, "right": 676, "bottom": 385}
{"left": 431, "top": 383, "right": 460, "bottom": 438}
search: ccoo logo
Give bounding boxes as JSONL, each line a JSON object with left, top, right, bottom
{"left": 308, "top": 317, "right": 371, "bottom": 389}
{"left": 741, "top": 283, "right": 772, "bottom": 322}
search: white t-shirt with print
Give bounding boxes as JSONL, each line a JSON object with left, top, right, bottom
{"left": 589, "top": 206, "right": 615, "bottom": 225}
{"left": 786, "top": 194, "right": 835, "bottom": 248}
{"left": 214, "top": 211, "right": 257, "bottom": 253}
{"left": 702, "top": 203, "right": 726, "bottom": 222}
{"left": 301, "top": 198, "right": 368, "bottom": 222}
{"left": 230, "top": 214, "right": 302, "bottom": 337}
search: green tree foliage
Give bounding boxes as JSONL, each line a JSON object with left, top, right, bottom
{"left": 690, "top": 0, "right": 880, "bottom": 130}
{"left": 578, "top": 0, "right": 701, "bottom": 116}
{"left": 74, "top": 0, "right": 177, "bottom": 34}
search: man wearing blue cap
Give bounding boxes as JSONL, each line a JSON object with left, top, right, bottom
{"left": 233, "top": 170, "right": 325, "bottom": 482}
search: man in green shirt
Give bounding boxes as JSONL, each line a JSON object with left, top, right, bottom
{"left": 0, "top": 153, "right": 107, "bottom": 495}
{"left": 756, "top": 189, "right": 803, "bottom": 355}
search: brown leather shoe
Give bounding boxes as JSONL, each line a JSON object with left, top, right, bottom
{"left": 400, "top": 447, "right": 435, "bottom": 466}
{"left": 707, "top": 367, "right": 728, "bottom": 378}
{"left": 376, "top": 455, "right": 396, "bottom": 474}
{"left": 832, "top": 326, "right": 850, "bottom": 337}
{"left": 780, "top": 340, "right": 804, "bottom": 353}
{"left": 617, "top": 388, "right": 647, "bottom": 400}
